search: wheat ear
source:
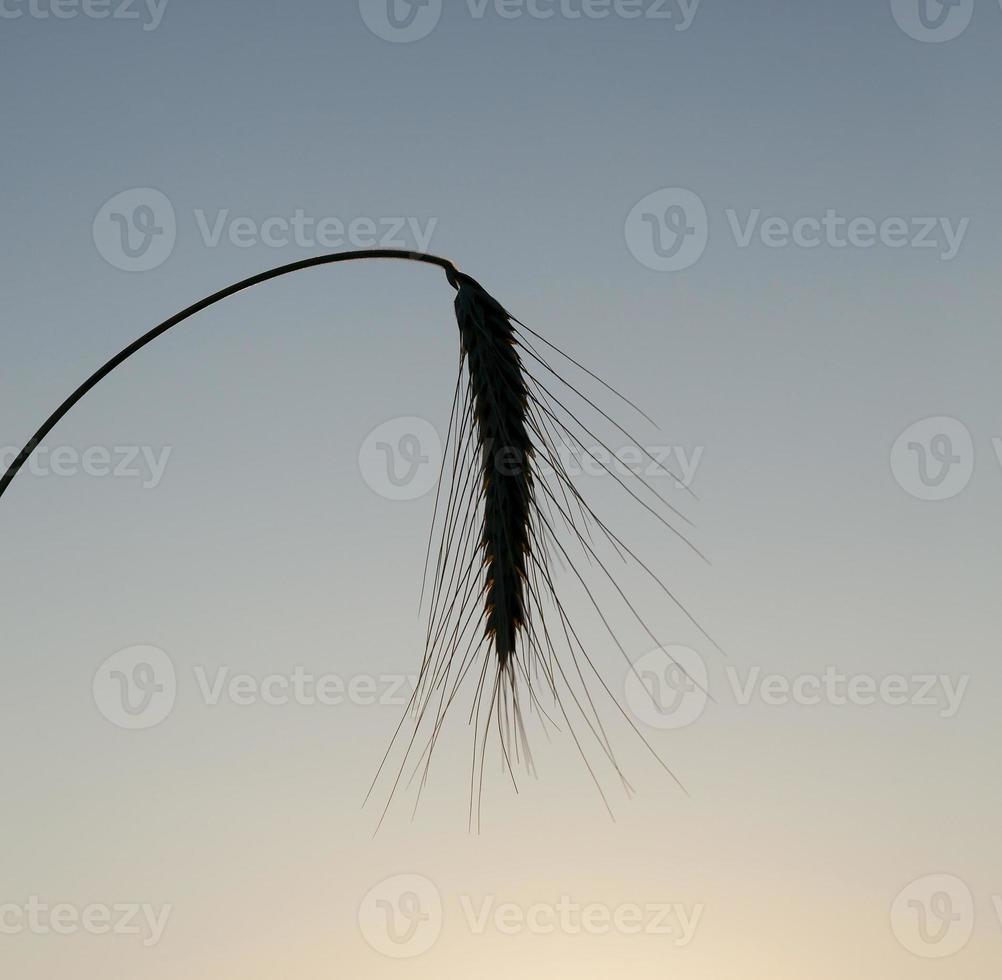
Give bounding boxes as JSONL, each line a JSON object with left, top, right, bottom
{"left": 451, "top": 271, "right": 533, "bottom": 672}
{"left": 0, "top": 250, "right": 717, "bottom": 826}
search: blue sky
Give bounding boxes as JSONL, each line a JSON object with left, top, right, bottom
{"left": 1, "top": 1, "right": 1000, "bottom": 976}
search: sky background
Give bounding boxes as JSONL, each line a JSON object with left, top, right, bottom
{"left": 1, "top": 0, "right": 1001, "bottom": 976}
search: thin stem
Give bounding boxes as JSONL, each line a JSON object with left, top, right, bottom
{"left": 0, "top": 249, "right": 461, "bottom": 503}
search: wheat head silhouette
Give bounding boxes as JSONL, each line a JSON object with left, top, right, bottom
{"left": 0, "top": 250, "right": 717, "bottom": 828}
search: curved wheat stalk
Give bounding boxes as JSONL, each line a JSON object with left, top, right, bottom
{"left": 0, "top": 250, "right": 717, "bottom": 827}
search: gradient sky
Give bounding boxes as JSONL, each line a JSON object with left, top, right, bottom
{"left": 1, "top": 1, "right": 1001, "bottom": 977}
